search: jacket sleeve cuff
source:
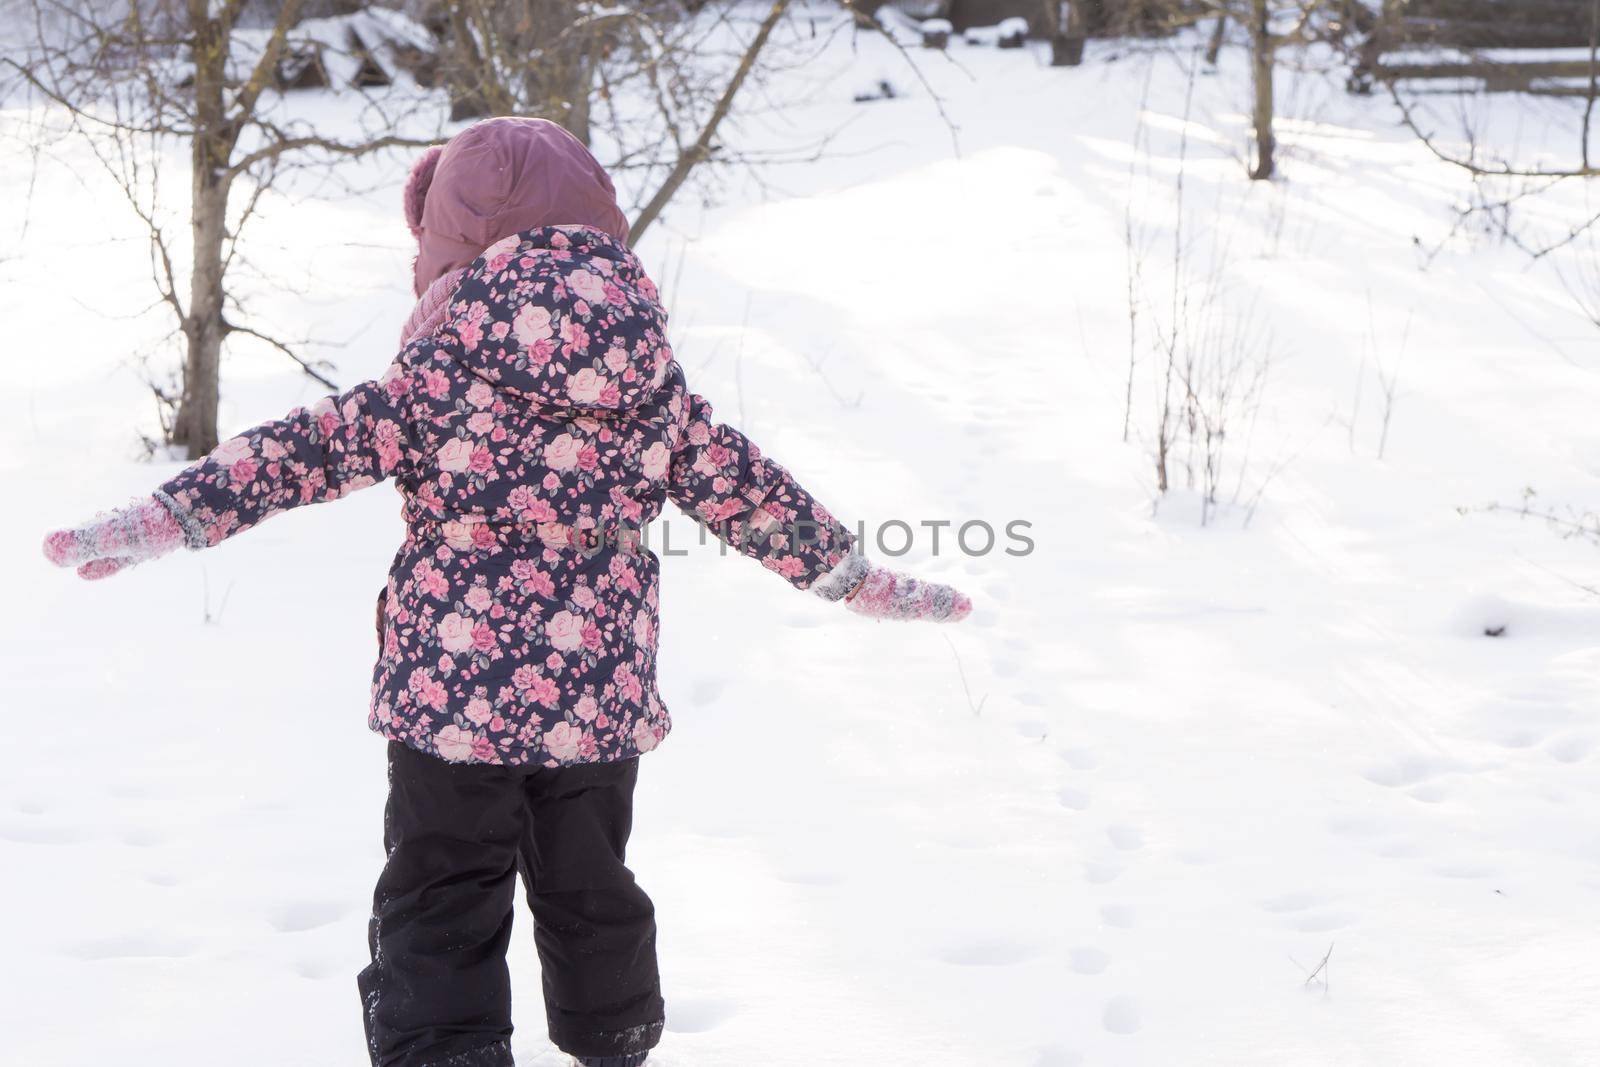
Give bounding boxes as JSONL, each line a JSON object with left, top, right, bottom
{"left": 152, "top": 488, "right": 208, "bottom": 551}
{"left": 811, "top": 550, "right": 870, "bottom": 602}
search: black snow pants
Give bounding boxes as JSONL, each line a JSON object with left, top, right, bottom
{"left": 357, "top": 741, "right": 664, "bottom": 1067}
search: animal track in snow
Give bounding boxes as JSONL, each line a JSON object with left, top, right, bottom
{"left": 1060, "top": 748, "right": 1097, "bottom": 771}
{"left": 1547, "top": 734, "right": 1595, "bottom": 764}
{"left": 664, "top": 997, "right": 738, "bottom": 1034}
{"left": 119, "top": 826, "right": 167, "bottom": 847}
{"left": 1105, "top": 825, "right": 1144, "bottom": 852}
{"left": 690, "top": 678, "right": 726, "bottom": 704}
{"left": 0, "top": 819, "right": 86, "bottom": 845}
{"left": 1057, "top": 788, "right": 1091, "bottom": 812}
{"left": 1099, "top": 904, "right": 1135, "bottom": 929}
{"left": 1068, "top": 946, "right": 1110, "bottom": 975}
{"left": 939, "top": 938, "right": 1039, "bottom": 967}
{"left": 1362, "top": 755, "right": 1454, "bottom": 789}
{"left": 294, "top": 956, "right": 335, "bottom": 980}
{"left": 1407, "top": 783, "right": 1450, "bottom": 804}
{"left": 1492, "top": 728, "right": 1542, "bottom": 749}
{"left": 1015, "top": 719, "right": 1050, "bottom": 740}
{"left": 267, "top": 898, "right": 347, "bottom": 933}
{"left": 70, "top": 932, "right": 199, "bottom": 960}
{"left": 1101, "top": 995, "right": 1142, "bottom": 1035}
{"left": 1431, "top": 862, "right": 1496, "bottom": 880}
{"left": 1328, "top": 815, "right": 1382, "bottom": 838}
{"left": 1260, "top": 891, "right": 1323, "bottom": 914}
{"left": 1032, "top": 1043, "right": 1083, "bottom": 1066}
{"left": 1083, "top": 861, "right": 1123, "bottom": 885}
{"left": 1373, "top": 838, "right": 1423, "bottom": 859}
{"left": 1291, "top": 911, "right": 1354, "bottom": 933}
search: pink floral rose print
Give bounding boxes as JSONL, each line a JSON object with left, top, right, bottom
{"left": 544, "top": 433, "right": 581, "bottom": 471}
{"left": 546, "top": 610, "right": 585, "bottom": 652}
{"left": 437, "top": 438, "right": 474, "bottom": 473}
{"left": 566, "top": 269, "right": 608, "bottom": 305}
{"left": 157, "top": 226, "right": 853, "bottom": 767}
{"left": 513, "top": 304, "right": 554, "bottom": 346}
{"left": 437, "top": 612, "right": 476, "bottom": 654}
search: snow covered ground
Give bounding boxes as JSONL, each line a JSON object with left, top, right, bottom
{"left": 5, "top": 10, "right": 1600, "bottom": 1065}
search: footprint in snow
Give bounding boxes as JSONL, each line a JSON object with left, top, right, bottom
{"left": 119, "top": 826, "right": 167, "bottom": 848}
{"left": 1014, "top": 719, "right": 1050, "bottom": 740}
{"left": 1547, "top": 734, "right": 1596, "bottom": 764}
{"left": 294, "top": 955, "right": 336, "bottom": 980}
{"left": 1099, "top": 904, "right": 1135, "bottom": 929}
{"left": 1328, "top": 815, "right": 1382, "bottom": 838}
{"left": 1068, "top": 946, "right": 1110, "bottom": 975}
{"left": 1102, "top": 996, "right": 1142, "bottom": 1035}
{"left": 70, "top": 932, "right": 200, "bottom": 960}
{"left": 1057, "top": 788, "right": 1091, "bottom": 812}
{"left": 1407, "top": 783, "right": 1450, "bottom": 804}
{"left": 1494, "top": 728, "right": 1542, "bottom": 750}
{"left": 690, "top": 678, "right": 726, "bottom": 704}
{"left": 1362, "top": 754, "right": 1455, "bottom": 789}
{"left": 1292, "top": 911, "right": 1354, "bottom": 933}
{"left": 267, "top": 898, "right": 348, "bottom": 934}
{"left": 1033, "top": 1043, "right": 1083, "bottom": 1066}
{"left": 938, "top": 938, "right": 1038, "bottom": 967}
{"left": 1084, "top": 861, "right": 1123, "bottom": 885}
{"left": 1259, "top": 891, "right": 1324, "bottom": 914}
{"left": 1431, "top": 862, "right": 1497, "bottom": 881}
{"left": 1105, "top": 825, "right": 1144, "bottom": 852}
{"left": 0, "top": 819, "right": 87, "bottom": 845}
{"left": 1060, "top": 748, "right": 1097, "bottom": 771}
{"left": 664, "top": 997, "right": 738, "bottom": 1034}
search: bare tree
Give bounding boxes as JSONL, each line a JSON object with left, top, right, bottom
{"left": 1376, "top": 0, "right": 1600, "bottom": 252}
{"left": 1124, "top": 50, "right": 1274, "bottom": 523}
{"left": 415, "top": 0, "right": 813, "bottom": 242}
{"left": 5, "top": 1, "right": 441, "bottom": 457}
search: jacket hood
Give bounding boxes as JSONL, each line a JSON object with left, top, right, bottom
{"left": 412, "top": 117, "right": 630, "bottom": 297}
{"left": 432, "top": 226, "right": 671, "bottom": 411}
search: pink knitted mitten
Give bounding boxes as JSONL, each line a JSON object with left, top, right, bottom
{"left": 42, "top": 494, "right": 191, "bottom": 581}
{"left": 815, "top": 553, "right": 972, "bottom": 622}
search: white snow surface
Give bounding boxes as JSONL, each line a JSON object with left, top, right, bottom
{"left": 4, "top": 11, "right": 1600, "bottom": 1066}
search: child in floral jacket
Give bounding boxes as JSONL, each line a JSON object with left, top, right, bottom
{"left": 43, "top": 117, "right": 970, "bottom": 1067}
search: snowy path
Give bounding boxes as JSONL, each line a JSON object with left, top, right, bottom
{"left": 5, "top": 17, "right": 1600, "bottom": 1066}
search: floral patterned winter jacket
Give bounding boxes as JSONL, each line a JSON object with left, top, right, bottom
{"left": 159, "top": 226, "right": 855, "bottom": 766}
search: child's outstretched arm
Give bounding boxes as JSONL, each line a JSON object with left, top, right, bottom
{"left": 44, "top": 356, "right": 422, "bottom": 580}
{"left": 665, "top": 373, "right": 970, "bottom": 622}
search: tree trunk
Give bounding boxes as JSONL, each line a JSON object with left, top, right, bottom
{"left": 563, "top": 54, "right": 593, "bottom": 146}
{"left": 174, "top": 8, "right": 234, "bottom": 458}
{"left": 1205, "top": 10, "right": 1227, "bottom": 66}
{"left": 1248, "top": 0, "right": 1275, "bottom": 180}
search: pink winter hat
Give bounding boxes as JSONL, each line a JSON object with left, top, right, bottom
{"left": 404, "top": 116, "right": 630, "bottom": 296}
